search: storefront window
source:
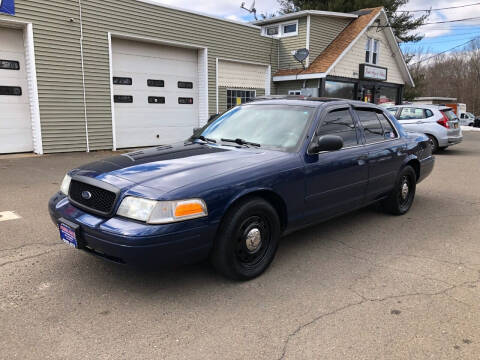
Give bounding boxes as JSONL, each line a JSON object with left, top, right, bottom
{"left": 376, "top": 86, "right": 398, "bottom": 106}
{"left": 325, "top": 81, "right": 355, "bottom": 100}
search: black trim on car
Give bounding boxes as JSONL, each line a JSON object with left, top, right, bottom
{"left": 68, "top": 175, "right": 121, "bottom": 217}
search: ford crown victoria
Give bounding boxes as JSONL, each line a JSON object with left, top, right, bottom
{"left": 49, "top": 98, "right": 434, "bottom": 280}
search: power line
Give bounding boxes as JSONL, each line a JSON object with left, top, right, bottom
{"left": 374, "top": 16, "right": 480, "bottom": 28}
{"left": 396, "top": 2, "right": 480, "bottom": 13}
{"left": 410, "top": 37, "right": 479, "bottom": 65}
{"left": 422, "top": 16, "right": 480, "bottom": 25}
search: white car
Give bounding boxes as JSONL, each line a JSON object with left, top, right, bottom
{"left": 459, "top": 112, "right": 475, "bottom": 127}
{"left": 387, "top": 105, "right": 463, "bottom": 153}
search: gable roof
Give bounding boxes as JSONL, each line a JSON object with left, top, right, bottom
{"left": 273, "top": 7, "right": 414, "bottom": 87}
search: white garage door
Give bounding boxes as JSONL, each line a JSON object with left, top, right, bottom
{"left": 112, "top": 38, "right": 199, "bottom": 149}
{"left": 0, "top": 27, "right": 33, "bottom": 154}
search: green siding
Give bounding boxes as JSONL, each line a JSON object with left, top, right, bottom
{"left": 308, "top": 16, "right": 351, "bottom": 64}
{"left": 218, "top": 87, "right": 265, "bottom": 113}
{"left": 1, "top": 0, "right": 277, "bottom": 153}
{"left": 277, "top": 17, "right": 308, "bottom": 69}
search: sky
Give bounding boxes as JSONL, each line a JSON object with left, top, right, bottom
{"left": 152, "top": 0, "right": 480, "bottom": 55}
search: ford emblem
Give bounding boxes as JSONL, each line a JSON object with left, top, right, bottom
{"left": 81, "top": 191, "right": 92, "bottom": 200}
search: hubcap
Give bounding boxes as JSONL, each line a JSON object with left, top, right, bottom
{"left": 245, "top": 228, "right": 262, "bottom": 253}
{"left": 401, "top": 181, "right": 409, "bottom": 200}
{"left": 235, "top": 216, "right": 271, "bottom": 266}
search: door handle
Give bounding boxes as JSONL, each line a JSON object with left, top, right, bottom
{"left": 357, "top": 155, "right": 368, "bottom": 165}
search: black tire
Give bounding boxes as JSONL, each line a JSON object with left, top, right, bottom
{"left": 382, "top": 165, "right": 417, "bottom": 215}
{"left": 469, "top": 123, "right": 474, "bottom": 127}
{"left": 427, "top": 134, "right": 439, "bottom": 153}
{"left": 211, "top": 197, "right": 281, "bottom": 281}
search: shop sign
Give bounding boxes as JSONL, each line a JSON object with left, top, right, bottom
{"left": 0, "top": 0, "right": 15, "bottom": 15}
{"left": 359, "top": 64, "right": 387, "bottom": 81}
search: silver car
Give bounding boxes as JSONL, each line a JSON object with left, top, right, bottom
{"left": 387, "top": 105, "right": 462, "bottom": 153}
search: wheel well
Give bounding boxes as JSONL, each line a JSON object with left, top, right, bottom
{"left": 227, "top": 191, "right": 288, "bottom": 231}
{"left": 425, "top": 133, "right": 438, "bottom": 143}
{"left": 406, "top": 159, "right": 420, "bottom": 181}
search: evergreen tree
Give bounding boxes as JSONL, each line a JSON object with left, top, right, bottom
{"left": 277, "top": 0, "right": 428, "bottom": 43}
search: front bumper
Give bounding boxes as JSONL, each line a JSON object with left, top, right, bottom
{"left": 48, "top": 193, "right": 216, "bottom": 266}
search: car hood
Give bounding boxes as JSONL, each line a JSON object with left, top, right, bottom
{"left": 71, "top": 142, "right": 287, "bottom": 193}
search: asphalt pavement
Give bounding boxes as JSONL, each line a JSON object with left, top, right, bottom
{"left": 1, "top": 133, "right": 480, "bottom": 359}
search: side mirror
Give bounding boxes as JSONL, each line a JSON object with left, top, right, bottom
{"left": 309, "top": 135, "right": 344, "bottom": 153}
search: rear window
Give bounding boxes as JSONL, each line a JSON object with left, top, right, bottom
{"left": 386, "top": 108, "right": 398, "bottom": 115}
{"left": 442, "top": 109, "right": 458, "bottom": 121}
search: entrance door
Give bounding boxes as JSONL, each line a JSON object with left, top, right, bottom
{"left": 362, "top": 86, "right": 374, "bottom": 103}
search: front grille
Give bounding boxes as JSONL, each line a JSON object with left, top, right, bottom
{"left": 69, "top": 180, "right": 117, "bottom": 215}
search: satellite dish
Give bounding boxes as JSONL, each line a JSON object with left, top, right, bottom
{"left": 294, "top": 48, "right": 310, "bottom": 63}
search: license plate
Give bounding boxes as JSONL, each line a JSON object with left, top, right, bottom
{"left": 59, "top": 223, "right": 78, "bottom": 248}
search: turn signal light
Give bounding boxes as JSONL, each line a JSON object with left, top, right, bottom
{"left": 175, "top": 202, "right": 204, "bottom": 217}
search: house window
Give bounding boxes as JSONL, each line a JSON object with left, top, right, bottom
{"left": 227, "top": 89, "right": 256, "bottom": 109}
{"left": 288, "top": 90, "right": 301, "bottom": 95}
{"left": 265, "top": 26, "right": 279, "bottom": 36}
{"left": 365, "top": 37, "right": 379, "bottom": 65}
{"left": 283, "top": 23, "right": 297, "bottom": 34}
{"left": 262, "top": 20, "right": 298, "bottom": 38}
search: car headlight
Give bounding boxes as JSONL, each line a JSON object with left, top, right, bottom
{"left": 116, "top": 197, "right": 208, "bottom": 224}
{"left": 60, "top": 174, "right": 72, "bottom": 195}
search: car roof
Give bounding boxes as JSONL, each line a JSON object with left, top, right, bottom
{"left": 249, "top": 96, "right": 386, "bottom": 110}
{"left": 390, "top": 104, "right": 452, "bottom": 111}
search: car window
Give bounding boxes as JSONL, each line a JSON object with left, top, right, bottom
{"left": 425, "top": 109, "right": 434, "bottom": 118}
{"left": 317, "top": 109, "right": 359, "bottom": 148}
{"left": 398, "top": 107, "right": 425, "bottom": 120}
{"left": 386, "top": 108, "right": 398, "bottom": 115}
{"left": 355, "top": 109, "right": 385, "bottom": 143}
{"left": 441, "top": 109, "right": 458, "bottom": 121}
{"left": 377, "top": 113, "right": 398, "bottom": 139}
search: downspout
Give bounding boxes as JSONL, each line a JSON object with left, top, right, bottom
{"left": 78, "top": 0, "right": 90, "bottom": 152}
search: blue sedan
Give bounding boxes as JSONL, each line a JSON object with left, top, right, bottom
{"left": 49, "top": 98, "right": 434, "bottom": 280}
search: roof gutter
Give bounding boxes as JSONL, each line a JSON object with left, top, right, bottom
{"left": 273, "top": 73, "right": 326, "bottom": 82}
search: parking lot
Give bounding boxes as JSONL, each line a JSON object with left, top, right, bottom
{"left": 1, "top": 132, "right": 479, "bottom": 359}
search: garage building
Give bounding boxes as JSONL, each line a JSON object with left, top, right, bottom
{"left": 0, "top": 1, "right": 412, "bottom": 154}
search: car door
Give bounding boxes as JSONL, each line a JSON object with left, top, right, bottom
{"left": 303, "top": 105, "right": 369, "bottom": 223}
{"left": 353, "top": 107, "right": 406, "bottom": 203}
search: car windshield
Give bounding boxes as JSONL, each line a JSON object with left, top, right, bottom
{"left": 442, "top": 109, "right": 458, "bottom": 121}
{"left": 198, "top": 105, "right": 315, "bottom": 151}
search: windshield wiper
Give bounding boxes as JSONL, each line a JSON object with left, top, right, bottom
{"left": 193, "top": 135, "right": 216, "bottom": 144}
{"left": 221, "top": 138, "right": 261, "bottom": 147}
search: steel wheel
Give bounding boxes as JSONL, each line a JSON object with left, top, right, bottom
{"left": 211, "top": 197, "right": 281, "bottom": 280}
{"left": 382, "top": 165, "right": 417, "bottom": 215}
{"left": 235, "top": 215, "right": 271, "bottom": 267}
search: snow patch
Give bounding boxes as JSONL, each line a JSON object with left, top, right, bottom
{"left": 461, "top": 126, "right": 480, "bottom": 132}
